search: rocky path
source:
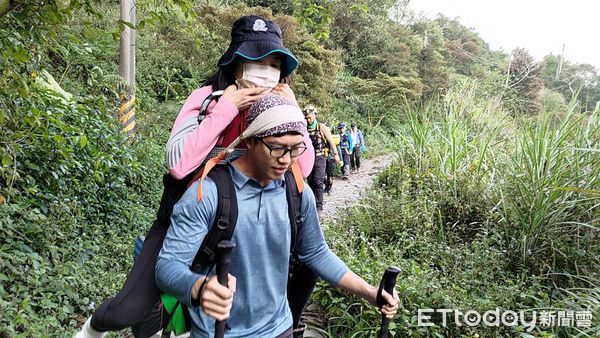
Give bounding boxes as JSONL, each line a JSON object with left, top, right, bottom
{"left": 319, "top": 154, "right": 394, "bottom": 222}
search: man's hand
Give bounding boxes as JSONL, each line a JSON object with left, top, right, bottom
{"left": 377, "top": 288, "right": 399, "bottom": 319}
{"left": 193, "top": 274, "right": 237, "bottom": 321}
{"left": 222, "top": 85, "right": 268, "bottom": 111}
{"left": 334, "top": 154, "right": 340, "bottom": 163}
{"left": 364, "top": 285, "right": 399, "bottom": 319}
{"left": 270, "top": 83, "right": 298, "bottom": 106}
{"left": 338, "top": 271, "right": 400, "bottom": 320}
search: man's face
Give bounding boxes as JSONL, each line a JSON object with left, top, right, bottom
{"left": 305, "top": 113, "right": 316, "bottom": 125}
{"left": 248, "top": 133, "right": 305, "bottom": 185}
{"left": 339, "top": 127, "right": 346, "bottom": 133}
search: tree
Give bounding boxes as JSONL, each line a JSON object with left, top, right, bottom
{"left": 541, "top": 55, "right": 600, "bottom": 112}
{"left": 419, "top": 45, "right": 450, "bottom": 101}
{"left": 505, "top": 48, "right": 543, "bottom": 115}
{"left": 327, "top": 0, "right": 418, "bottom": 78}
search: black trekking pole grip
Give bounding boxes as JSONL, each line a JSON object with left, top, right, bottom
{"left": 215, "top": 240, "right": 236, "bottom": 338}
{"left": 377, "top": 266, "right": 401, "bottom": 338}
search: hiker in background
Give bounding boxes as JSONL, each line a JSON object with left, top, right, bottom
{"left": 156, "top": 95, "right": 399, "bottom": 338}
{"left": 338, "top": 122, "right": 353, "bottom": 180}
{"left": 324, "top": 125, "right": 340, "bottom": 195}
{"left": 304, "top": 105, "right": 339, "bottom": 211}
{"left": 349, "top": 122, "right": 365, "bottom": 173}
{"left": 75, "top": 15, "right": 314, "bottom": 338}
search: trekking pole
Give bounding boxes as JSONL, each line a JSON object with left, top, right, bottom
{"left": 376, "top": 266, "right": 401, "bottom": 338}
{"left": 215, "top": 240, "right": 236, "bottom": 338}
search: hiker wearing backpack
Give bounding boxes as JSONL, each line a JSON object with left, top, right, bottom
{"left": 75, "top": 15, "right": 315, "bottom": 338}
{"left": 156, "top": 94, "right": 399, "bottom": 338}
{"left": 349, "top": 122, "right": 365, "bottom": 173}
{"left": 303, "top": 105, "right": 339, "bottom": 211}
{"left": 337, "top": 122, "right": 353, "bottom": 180}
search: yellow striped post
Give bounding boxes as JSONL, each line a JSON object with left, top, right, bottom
{"left": 119, "top": 0, "right": 136, "bottom": 139}
{"left": 119, "top": 89, "right": 136, "bottom": 138}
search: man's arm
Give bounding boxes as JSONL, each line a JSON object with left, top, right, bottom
{"left": 337, "top": 271, "right": 398, "bottom": 319}
{"left": 359, "top": 130, "right": 365, "bottom": 147}
{"left": 320, "top": 124, "right": 340, "bottom": 162}
{"left": 296, "top": 186, "right": 399, "bottom": 318}
{"left": 155, "top": 180, "right": 218, "bottom": 306}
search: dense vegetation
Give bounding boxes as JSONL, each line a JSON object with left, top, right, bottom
{"left": 1, "top": 0, "right": 598, "bottom": 336}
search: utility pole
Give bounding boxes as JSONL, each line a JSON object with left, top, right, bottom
{"left": 555, "top": 43, "right": 565, "bottom": 80}
{"left": 119, "top": 0, "right": 136, "bottom": 138}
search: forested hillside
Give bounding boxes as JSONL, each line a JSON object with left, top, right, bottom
{"left": 1, "top": 0, "right": 598, "bottom": 337}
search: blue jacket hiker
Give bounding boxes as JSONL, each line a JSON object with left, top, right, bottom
{"left": 349, "top": 122, "right": 365, "bottom": 173}
{"left": 156, "top": 95, "right": 399, "bottom": 337}
{"left": 337, "top": 122, "right": 353, "bottom": 179}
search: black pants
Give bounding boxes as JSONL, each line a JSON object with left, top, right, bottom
{"left": 90, "top": 173, "right": 187, "bottom": 332}
{"left": 341, "top": 149, "right": 350, "bottom": 177}
{"left": 350, "top": 146, "right": 361, "bottom": 170}
{"left": 91, "top": 220, "right": 168, "bottom": 331}
{"left": 307, "top": 155, "right": 326, "bottom": 210}
{"left": 324, "top": 157, "right": 335, "bottom": 193}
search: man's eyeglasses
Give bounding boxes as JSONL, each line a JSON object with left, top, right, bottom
{"left": 258, "top": 138, "right": 308, "bottom": 159}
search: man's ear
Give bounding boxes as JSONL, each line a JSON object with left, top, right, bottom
{"left": 246, "top": 137, "right": 256, "bottom": 150}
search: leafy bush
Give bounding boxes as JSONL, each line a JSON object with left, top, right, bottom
{"left": 0, "top": 77, "right": 164, "bottom": 334}
{"left": 539, "top": 88, "right": 568, "bottom": 113}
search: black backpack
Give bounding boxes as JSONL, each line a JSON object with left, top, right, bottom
{"left": 133, "top": 164, "right": 317, "bottom": 337}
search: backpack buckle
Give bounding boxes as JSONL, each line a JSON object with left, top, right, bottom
{"left": 217, "top": 215, "right": 229, "bottom": 230}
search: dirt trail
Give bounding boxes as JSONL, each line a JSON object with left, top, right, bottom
{"left": 319, "top": 154, "right": 394, "bottom": 222}
{"left": 303, "top": 154, "right": 395, "bottom": 337}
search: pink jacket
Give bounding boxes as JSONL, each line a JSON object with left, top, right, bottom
{"left": 166, "top": 86, "right": 314, "bottom": 180}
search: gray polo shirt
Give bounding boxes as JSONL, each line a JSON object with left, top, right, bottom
{"left": 156, "top": 163, "right": 349, "bottom": 337}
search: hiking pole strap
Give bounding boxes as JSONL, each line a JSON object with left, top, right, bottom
{"left": 215, "top": 240, "right": 236, "bottom": 338}
{"left": 377, "top": 266, "right": 401, "bottom": 338}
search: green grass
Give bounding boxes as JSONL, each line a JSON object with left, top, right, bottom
{"left": 312, "top": 79, "right": 599, "bottom": 337}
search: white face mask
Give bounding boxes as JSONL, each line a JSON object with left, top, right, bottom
{"left": 237, "top": 62, "right": 281, "bottom": 89}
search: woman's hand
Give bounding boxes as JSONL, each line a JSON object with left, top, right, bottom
{"left": 222, "top": 85, "right": 268, "bottom": 111}
{"left": 271, "top": 83, "right": 298, "bottom": 106}
{"left": 196, "top": 274, "right": 237, "bottom": 321}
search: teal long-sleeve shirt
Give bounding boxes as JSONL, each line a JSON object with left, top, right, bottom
{"left": 156, "top": 163, "right": 349, "bottom": 338}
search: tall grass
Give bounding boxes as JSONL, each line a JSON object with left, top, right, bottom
{"left": 501, "top": 103, "right": 600, "bottom": 277}
{"left": 315, "top": 78, "right": 599, "bottom": 336}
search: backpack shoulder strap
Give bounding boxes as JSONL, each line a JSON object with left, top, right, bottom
{"left": 190, "top": 164, "right": 238, "bottom": 273}
{"left": 197, "top": 90, "right": 225, "bottom": 124}
{"left": 190, "top": 163, "right": 301, "bottom": 266}
{"left": 284, "top": 169, "right": 303, "bottom": 254}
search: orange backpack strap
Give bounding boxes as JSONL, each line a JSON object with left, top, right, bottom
{"left": 196, "top": 151, "right": 228, "bottom": 201}
{"left": 290, "top": 162, "right": 304, "bottom": 193}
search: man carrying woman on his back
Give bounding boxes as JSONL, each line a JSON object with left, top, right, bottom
{"left": 75, "top": 15, "right": 316, "bottom": 338}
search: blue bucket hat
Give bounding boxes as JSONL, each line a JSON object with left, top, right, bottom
{"left": 217, "top": 15, "right": 299, "bottom": 77}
